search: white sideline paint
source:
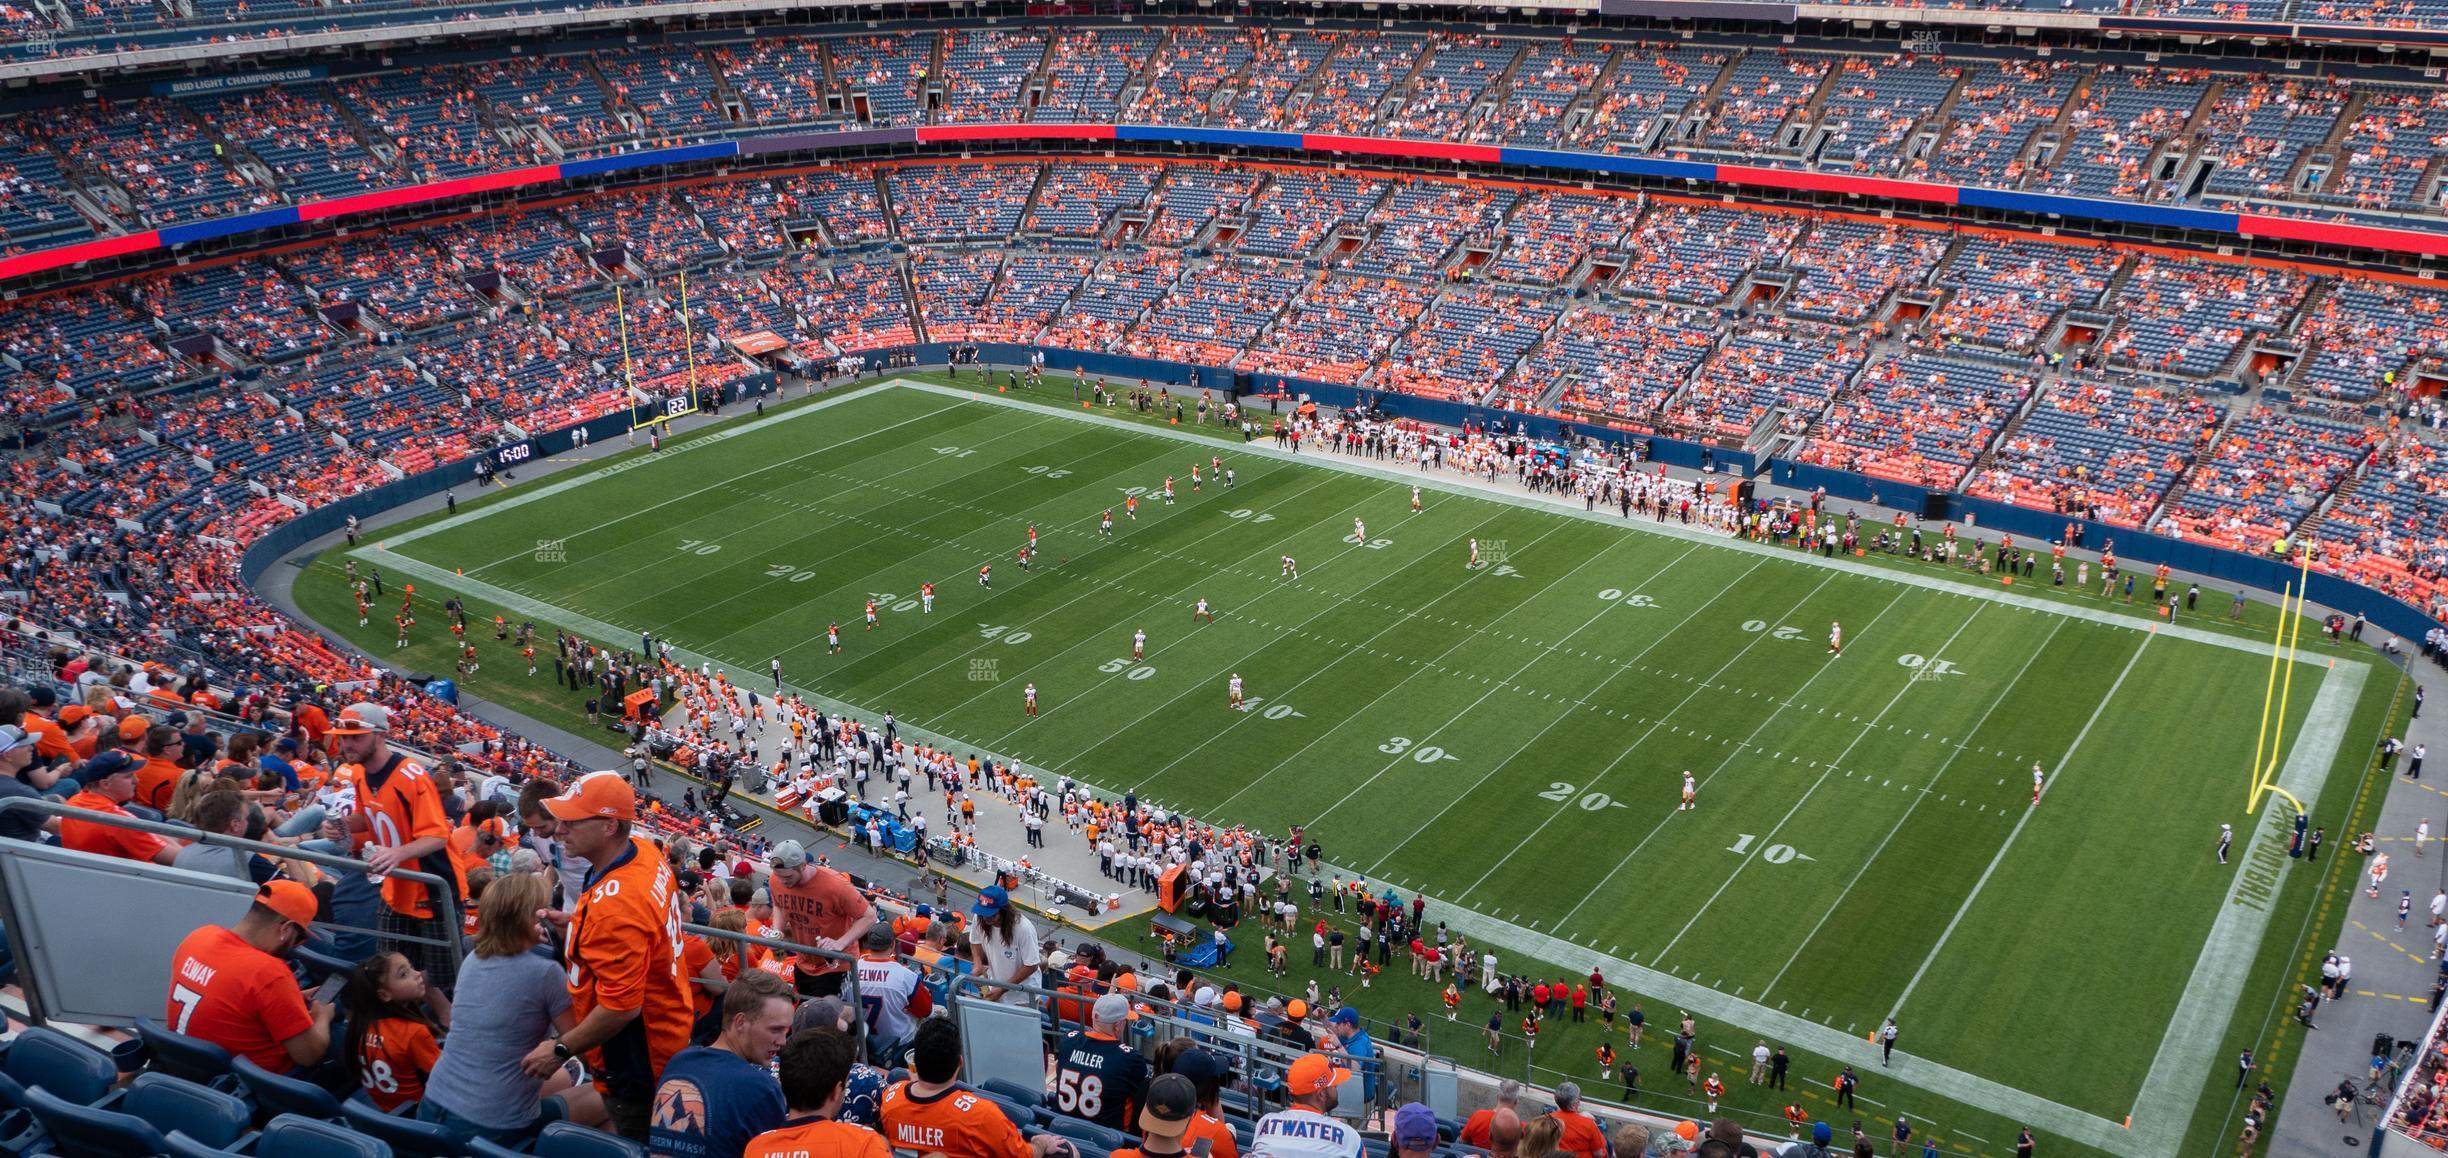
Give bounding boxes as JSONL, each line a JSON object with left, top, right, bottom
{"left": 2124, "top": 659, "right": 2367, "bottom": 1154}
{"left": 347, "top": 381, "right": 2372, "bottom": 1156}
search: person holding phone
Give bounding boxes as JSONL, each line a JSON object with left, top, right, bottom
{"left": 163, "top": 881, "right": 339, "bottom": 1081}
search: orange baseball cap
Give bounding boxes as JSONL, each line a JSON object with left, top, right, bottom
{"left": 254, "top": 880, "right": 319, "bottom": 930}
{"left": 57, "top": 705, "right": 91, "bottom": 726}
{"left": 117, "top": 716, "right": 150, "bottom": 741}
{"left": 1285, "top": 999, "right": 1308, "bottom": 1020}
{"left": 1223, "top": 991, "right": 1244, "bottom": 1013}
{"left": 1284, "top": 1054, "right": 1351, "bottom": 1096}
{"left": 324, "top": 703, "right": 391, "bottom": 736}
{"left": 544, "top": 771, "right": 637, "bottom": 822}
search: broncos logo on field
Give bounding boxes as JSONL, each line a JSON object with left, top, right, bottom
{"left": 651, "top": 1077, "right": 709, "bottom": 1137}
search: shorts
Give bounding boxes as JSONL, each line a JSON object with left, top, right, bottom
{"left": 380, "top": 907, "right": 461, "bottom": 994}
{"left": 795, "top": 967, "right": 848, "bottom": 999}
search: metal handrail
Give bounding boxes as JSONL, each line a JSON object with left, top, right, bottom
{"left": 0, "top": 795, "right": 467, "bottom": 955}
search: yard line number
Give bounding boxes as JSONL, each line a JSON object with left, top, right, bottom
{"left": 1380, "top": 736, "right": 1458, "bottom": 763}
{"left": 676, "top": 539, "right": 722, "bottom": 556}
{"left": 1538, "top": 781, "right": 1626, "bottom": 810}
{"left": 1726, "top": 832, "right": 1814, "bottom": 864}
{"left": 1740, "top": 620, "right": 1808, "bottom": 641}
{"left": 1595, "top": 589, "right": 1657, "bottom": 607}
{"left": 978, "top": 624, "right": 1033, "bottom": 645}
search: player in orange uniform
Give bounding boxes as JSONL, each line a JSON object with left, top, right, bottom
{"left": 527, "top": 772, "right": 695, "bottom": 1142}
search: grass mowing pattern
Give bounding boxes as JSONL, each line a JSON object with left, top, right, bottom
{"left": 295, "top": 379, "right": 2392, "bottom": 1156}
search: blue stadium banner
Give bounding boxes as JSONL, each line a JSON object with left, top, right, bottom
{"left": 152, "top": 66, "right": 325, "bottom": 97}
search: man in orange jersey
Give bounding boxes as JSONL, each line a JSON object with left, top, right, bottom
{"left": 61, "top": 750, "right": 177, "bottom": 865}
{"left": 323, "top": 703, "right": 460, "bottom": 991}
{"left": 881, "top": 1018, "right": 1073, "bottom": 1158}
{"left": 766, "top": 839, "right": 875, "bottom": 999}
{"left": 524, "top": 772, "right": 695, "bottom": 1142}
{"left": 744, "top": 1024, "right": 888, "bottom": 1158}
{"left": 166, "top": 880, "right": 336, "bottom": 1081}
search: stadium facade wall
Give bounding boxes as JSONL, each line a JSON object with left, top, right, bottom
{"left": 16, "top": 116, "right": 2448, "bottom": 286}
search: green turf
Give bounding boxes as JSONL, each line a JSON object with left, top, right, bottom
{"left": 293, "top": 378, "right": 2394, "bottom": 1156}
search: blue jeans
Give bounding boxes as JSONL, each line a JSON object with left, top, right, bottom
{"left": 415, "top": 1093, "right": 567, "bottom": 1147}
{"left": 275, "top": 805, "right": 327, "bottom": 839}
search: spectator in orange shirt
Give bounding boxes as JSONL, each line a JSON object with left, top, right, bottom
{"left": 1544, "top": 1083, "right": 1607, "bottom": 1158}
{"left": 744, "top": 1024, "right": 889, "bottom": 1158}
{"left": 62, "top": 750, "right": 177, "bottom": 865}
{"left": 881, "top": 1018, "right": 1073, "bottom": 1158}
{"left": 344, "top": 949, "right": 453, "bottom": 1112}
{"left": 16, "top": 688, "right": 74, "bottom": 764}
{"left": 525, "top": 771, "right": 695, "bottom": 1142}
{"left": 322, "top": 703, "right": 460, "bottom": 992}
{"left": 132, "top": 723, "right": 185, "bottom": 813}
{"left": 164, "top": 880, "right": 336, "bottom": 1078}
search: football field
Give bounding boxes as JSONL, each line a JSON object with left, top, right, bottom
{"left": 311, "top": 378, "right": 2395, "bottom": 1155}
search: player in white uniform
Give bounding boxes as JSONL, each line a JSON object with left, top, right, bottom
{"left": 1355, "top": 518, "right": 1367, "bottom": 543}
{"left": 1680, "top": 771, "right": 1697, "bottom": 811}
{"left": 1468, "top": 538, "right": 1481, "bottom": 568}
{"left": 2031, "top": 762, "right": 2044, "bottom": 806}
{"left": 1282, "top": 555, "right": 1298, "bottom": 579}
{"left": 1194, "top": 598, "right": 1213, "bottom": 623}
{"left": 1828, "top": 620, "right": 1843, "bottom": 656}
{"left": 1024, "top": 683, "right": 1039, "bottom": 716}
{"left": 1133, "top": 629, "right": 1147, "bottom": 659}
{"left": 1412, "top": 485, "right": 1422, "bottom": 513}
{"left": 1229, "top": 674, "right": 1244, "bottom": 709}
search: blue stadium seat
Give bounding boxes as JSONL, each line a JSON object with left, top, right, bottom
{"left": 125, "top": 1073, "right": 253, "bottom": 1150}
{"left": 0, "top": 1071, "right": 38, "bottom": 1158}
{"left": 19, "top": 1084, "right": 169, "bottom": 1158}
{"left": 258, "top": 1113, "right": 391, "bottom": 1158}
{"left": 466, "top": 1136, "right": 527, "bottom": 1158}
{"left": 3, "top": 1029, "right": 119, "bottom": 1107}
{"left": 163, "top": 1129, "right": 237, "bottom": 1158}
{"left": 536, "top": 1120, "right": 648, "bottom": 1158}
{"left": 291, "top": 947, "right": 356, "bottom": 985}
{"left": 135, "top": 1018, "right": 238, "bottom": 1089}
{"left": 229, "top": 1056, "right": 343, "bottom": 1124}
{"left": 341, "top": 1100, "right": 463, "bottom": 1158}
{"left": 981, "top": 1078, "right": 1043, "bottom": 1108}
{"left": 985, "top": 1096, "right": 1032, "bottom": 1130}
{"left": 1047, "top": 1115, "right": 1128, "bottom": 1152}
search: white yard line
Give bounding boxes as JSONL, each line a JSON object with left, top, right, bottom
{"left": 2124, "top": 659, "right": 2366, "bottom": 1154}
{"left": 1760, "top": 617, "right": 2068, "bottom": 998}
{"left": 1649, "top": 602, "right": 1990, "bottom": 964}
{"left": 1443, "top": 564, "right": 1848, "bottom": 899}
{"left": 1890, "top": 634, "right": 2154, "bottom": 1016}
{"left": 549, "top": 409, "right": 1071, "bottom": 610}
{"left": 890, "top": 382, "right": 2318, "bottom": 663}
{"left": 1549, "top": 586, "right": 1917, "bottom": 930}
{"left": 395, "top": 382, "right": 974, "bottom": 571}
